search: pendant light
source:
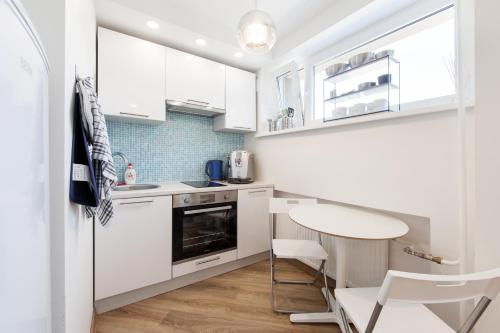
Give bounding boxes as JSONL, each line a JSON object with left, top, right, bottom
{"left": 237, "top": 0, "right": 277, "bottom": 55}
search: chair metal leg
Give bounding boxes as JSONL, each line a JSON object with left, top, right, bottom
{"left": 365, "top": 302, "right": 384, "bottom": 333}
{"left": 457, "top": 296, "right": 492, "bottom": 333}
{"left": 321, "top": 260, "right": 332, "bottom": 312}
{"left": 270, "top": 257, "right": 331, "bottom": 314}
{"left": 311, "top": 260, "right": 325, "bottom": 284}
{"left": 339, "top": 306, "right": 353, "bottom": 333}
{"left": 270, "top": 253, "right": 277, "bottom": 312}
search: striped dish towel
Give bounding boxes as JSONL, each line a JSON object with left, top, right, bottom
{"left": 77, "top": 77, "right": 117, "bottom": 226}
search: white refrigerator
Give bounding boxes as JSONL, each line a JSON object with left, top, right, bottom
{"left": 0, "top": 0, "right": 51, "bottom": 332}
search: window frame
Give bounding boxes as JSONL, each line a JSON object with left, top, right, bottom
{"left": 305, "top": 4, "right": 457, "bottom": 127}
{"left": 271, "top": 61, "right": 306, "bottom": 128}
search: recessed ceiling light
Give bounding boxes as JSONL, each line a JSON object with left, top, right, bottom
{"left": 234, "top": 52, "right": 243, "bottom": 58}
{"left": 146, "top": 20, "right": 159, "bottom": 29}
{"left": 195, "top": 38, "right": 207, "bottom": 46}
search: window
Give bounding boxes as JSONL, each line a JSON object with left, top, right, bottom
{"left": 313, "top": 7, "right": 455, "bottom": 120}
{"left": 269, "top": 62, "right": 306, "bottom": 130}
{"left": 276, "top": 67, "right": 305, "bottom": 111}
{"left": 276, "top": 71, "right": 296, "bottom": 110}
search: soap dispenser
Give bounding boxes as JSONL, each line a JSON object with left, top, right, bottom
{"left": 124, "top": 163, "right": 137, "bottom": 185}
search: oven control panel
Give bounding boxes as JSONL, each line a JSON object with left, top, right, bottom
{"left": 173, "top": 190, "right": 237, "bottom": 208}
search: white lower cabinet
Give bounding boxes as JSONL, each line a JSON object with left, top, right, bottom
{"left": 95, "top": 196, "right": 172, "bottom": 300}
{"left": 237, "top": 187, "right": 273, "bottom": 259}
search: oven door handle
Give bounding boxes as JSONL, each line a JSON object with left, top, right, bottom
{"left": 184, "top": 205, "right": 233, "bottom": 215}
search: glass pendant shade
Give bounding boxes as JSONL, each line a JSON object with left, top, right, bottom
{"left": 237, "top": 10, "right": 276, "bottom": 55}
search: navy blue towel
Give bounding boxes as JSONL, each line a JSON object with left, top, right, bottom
{"left": 69, "top": 93, "right": 99, "bottom": 207}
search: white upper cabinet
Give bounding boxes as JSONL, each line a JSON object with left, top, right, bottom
{"left": 98, "top": 27, "right": 166, "bottom": 122}
{"left": 98, "top": 28, "right": 255, "bottom": 125}
{"left": 165, "top": 47, "right": 225, "bottom": 110}
{"left": 214, "top": 67, "right": 256, "bottom": 132}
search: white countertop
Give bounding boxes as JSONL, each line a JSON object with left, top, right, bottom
{"left": 111, "top": 181, "right": 274, "bottom": 199}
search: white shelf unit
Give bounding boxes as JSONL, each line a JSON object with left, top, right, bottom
{"left": 323, "top": 56, "right": 400, "bottom": 122}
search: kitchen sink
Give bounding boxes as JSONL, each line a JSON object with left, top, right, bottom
{"left": 112, "top": 184, "right": 160, "bottom": 191}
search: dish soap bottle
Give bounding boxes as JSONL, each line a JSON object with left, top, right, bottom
{"left": 124, "top": 163, "right": 137, "bottom": 185}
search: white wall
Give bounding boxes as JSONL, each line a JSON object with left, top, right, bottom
{"left": 21, "top": 0, "right": 96, "bottom": 332}
{"left": 473, "top": 0, "right": 500, "bottom": 331}
{"left": 246, "top": 110, "right": 461, "bottom": 273}
{"left": 64, "top": 1, "right": 96, "bottom": 332}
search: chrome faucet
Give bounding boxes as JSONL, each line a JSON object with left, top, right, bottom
{"left": 112, "top": 152, "right": 129, "bottom": 166}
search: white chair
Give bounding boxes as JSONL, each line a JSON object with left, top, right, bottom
{"left": 269, "top": 198, "right": 331, "bottom": 313}
{"left": 335, "top": 268, "right": 500, "bottom": 333}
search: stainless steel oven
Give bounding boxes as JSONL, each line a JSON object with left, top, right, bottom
{"left": 172, "top": 191, "right": 237, "bottom": 264}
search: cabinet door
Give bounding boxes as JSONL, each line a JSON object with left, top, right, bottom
{"left": 226, "top": 67, "right": 256, "bottom": 131}
{"left": 214, "top": 67, "right": 256, "bottom": 132}
{"left": 98, "top": 27, "right": 166, "bottom": 121}
{"left": 165, "top": 48, "right": 225, "bottom": 110}
{"left": 95, "top": 196, "right": 172, "bottom": 300}
{"left": 237, "top": 188, "right": 273, "bottom": 259}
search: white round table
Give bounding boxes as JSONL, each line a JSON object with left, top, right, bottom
{"left": 288, "top": 204, "right": 409, "bottom": 331}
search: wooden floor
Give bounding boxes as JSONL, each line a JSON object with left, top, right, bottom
{"left": 96, "top": 259, "right": 351, "bottom": 333}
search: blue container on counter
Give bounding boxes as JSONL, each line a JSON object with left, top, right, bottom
{"left": 205, "top": 160, "right": 224, "bottom": 180}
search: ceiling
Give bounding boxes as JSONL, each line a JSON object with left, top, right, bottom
{"left": 109, "top": 0, "right": 333, "bottom": 44}
{"left": 96, "top": 0, "right": 335, "bottom": 70}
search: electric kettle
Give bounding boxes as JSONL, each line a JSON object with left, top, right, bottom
{"left": 205, "top": 160, "right": 224, "bottom": 181}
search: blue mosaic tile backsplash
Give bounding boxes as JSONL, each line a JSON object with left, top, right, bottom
{"left": 106, "top": 112, "right": 244, "bottom": 183}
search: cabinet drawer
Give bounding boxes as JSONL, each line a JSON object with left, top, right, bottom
{"left": 172, "top": 250, "right": 237, "bottom": 278}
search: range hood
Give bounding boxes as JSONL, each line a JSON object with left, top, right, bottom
{"left": 166, "top": 100, "right": 225, "bottom": 117}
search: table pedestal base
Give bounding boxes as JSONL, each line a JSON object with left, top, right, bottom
{"left": 290, "top": 312, "right": 341, "bottom": 323}
{"left": 286, "top": 205, "right": 407, "bottom": 332}
{"left": 290, "top": 288, "right": 347, "bottom": 332}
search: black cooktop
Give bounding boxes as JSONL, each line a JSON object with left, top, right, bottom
{"left": 181, "top": 181, "right": 227, "bottom": 188}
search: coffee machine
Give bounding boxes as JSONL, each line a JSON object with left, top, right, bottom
{"left": 228, "top": 150, "right": 254, "bottom": 184}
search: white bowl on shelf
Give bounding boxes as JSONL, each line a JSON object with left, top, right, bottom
{"left": 332, "top": 106, "right": 349, "bottom": 119}
{"left": 373, "top": 98, "right": 389, "bottom": 110}
{"left": 366, "top": 99, "right": 389, "bottom": 113}
{"left": 358, "top": 81, "right": 377, "bottom": 91}
{"left": 366, "top": 102, "right": 378, "bottom": 113}
{"left": 325, "top": 63, "right": 350, "bottom": 77}
{"left": 375, "top": 49, "right": 395, "bottom": 59}
{"left": 350, "top": 103, "right": 367, "bottom": 116}
{"left": 349, "top": 52, "right": 375, "bottom": 68}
